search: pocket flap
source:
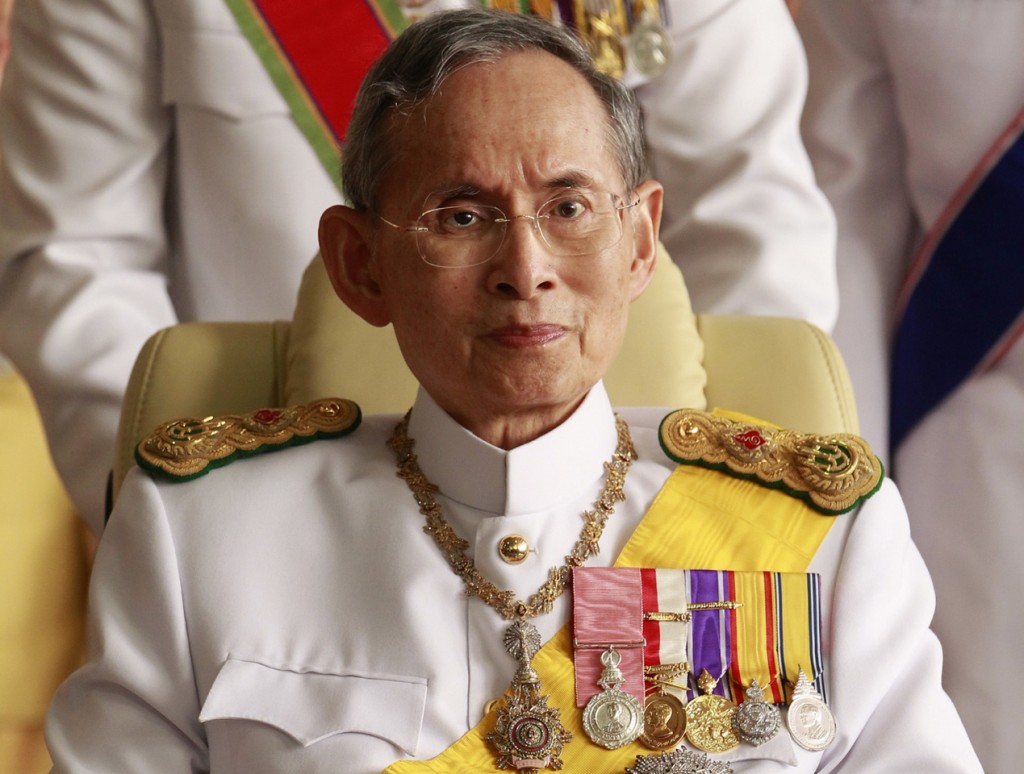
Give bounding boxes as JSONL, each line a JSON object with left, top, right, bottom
{"left": 199, "top": 658, "right": 427, "bottom": 754}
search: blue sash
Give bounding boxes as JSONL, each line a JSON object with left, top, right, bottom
{"left": 890, "top": 109, "right": 1024, "bottom": 451}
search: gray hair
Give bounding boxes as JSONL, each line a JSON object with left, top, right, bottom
{"left": 341, "top": 8, "right": 647, "bottom": 212}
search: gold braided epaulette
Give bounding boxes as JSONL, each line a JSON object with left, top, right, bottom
{"left": 659, "top": 409, "right": 884, "bottom": 515}
{"left": 136, "top": 398, "right": 361, "bottom": 481}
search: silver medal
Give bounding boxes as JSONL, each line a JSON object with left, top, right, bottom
{"left": 786, "top": 668, "right": 836, "bottom": 752}
{"left": 732, "top": 679, "right": 781, "bottom": 746}
{"left": 487, "top": 620, "right": 573, "bottom": 771}
{"left": 626, "top": 748, "right": 734, "bottom": 773}
{"left": 582, "top": 647, "right": 644, "bottom": 749}
{"left": 627, "top": 9, "right": 672, "bottom": 78}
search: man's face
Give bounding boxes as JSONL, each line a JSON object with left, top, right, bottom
{"left": 327, "top": 50, "right": 662, "bottom": 446}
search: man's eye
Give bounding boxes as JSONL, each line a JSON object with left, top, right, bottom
{"left": 425, "top": 207, "right": 491, "bottom": 235}
{"left": 446, "top": 210, "right": 480, "bottom": 229}
{"left": 549, "top": 198, "right": 589, "bottom": 219}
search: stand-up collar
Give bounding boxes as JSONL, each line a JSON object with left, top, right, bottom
{"left": 406, "top": 384, "right": 619, "bottom": 516}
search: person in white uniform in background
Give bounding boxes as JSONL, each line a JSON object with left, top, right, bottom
{"left": 0, "top": 0, "right": 835, "bottom": 535}
{"left": 797, "top": 2, "right": 1024, "bottom": 771}
{"left": 0, "top": 0, "right": 10, "bottom": 76}
{"left": 0, "top": 0, "right": 11, "bottom": 372}
{"left": 45, "top": 10, "right": 977, "bottom": 773}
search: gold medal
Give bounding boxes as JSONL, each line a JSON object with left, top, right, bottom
{"left": 639, "top": 661, "right": 688, "bottom": 749}
{"left": 639, "top": 691, "right": 686, "bottom": 749}
{"left": 684, "top": 669, "right": 740, "bottom": 753}
{"left": 577, "top": 1, "right": 628, "bottom": 79}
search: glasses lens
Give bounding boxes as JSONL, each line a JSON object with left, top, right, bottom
{"left": 537, "top": 191, "right": 624, "bottom": 256}
{"left": 415, "top": 205, "right": 505, "bottom": 267}
{"left": 408, "top": 193, "right": 633, "bottom": 267}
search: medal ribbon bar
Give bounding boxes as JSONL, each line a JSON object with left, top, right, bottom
{"left": 572, "top": 567, "right": 646, "bottom": 708}
{"left": 580, "top": 569, "right": 827, "bottom": 706}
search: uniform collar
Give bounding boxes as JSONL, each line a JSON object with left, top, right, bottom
{"left": 406, "top": 383, "right": 619, "bottom": 516}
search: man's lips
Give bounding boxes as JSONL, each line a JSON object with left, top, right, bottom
{"left": 487, "top": 324, "right": 568, "bottom": 348}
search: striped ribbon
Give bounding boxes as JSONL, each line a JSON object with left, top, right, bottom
{"left": 222, "top": 0, "right": 412, "bottom": 192}
{"left": 638, "top": 569, "right": 825, "bottom": 706}
{"left": 640, "top": 567, "right": 688, "bottom": 700}
{"left": 890, "top": 106, "right": 1024, "bottom": 451}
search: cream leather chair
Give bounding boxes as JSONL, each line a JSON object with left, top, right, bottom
{"left": 113, "top": 250, "right": 858, "bottom": 499}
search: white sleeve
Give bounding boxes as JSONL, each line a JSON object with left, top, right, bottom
{"left": 795, "top": 0, "right": 918, "bottom": 462}
{"left": 45, "top": 471, "right": 207, "bottom": 771}
{"left": 0, "top": 0, "right": 178, "bottom": 532}
{"left": 637, "top": 0, "right": 838, "bottom": 331}
{"left": 822, "top": 480, "right": 981, "bottom": 771}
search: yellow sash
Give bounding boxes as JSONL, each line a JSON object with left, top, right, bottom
{"left": 385, "top": 459, "right": 836, "bottom": 773}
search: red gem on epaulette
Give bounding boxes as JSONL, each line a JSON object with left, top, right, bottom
{"left": 734, "top": 429, "right": 767, "bottom": 450}
{"left": 253, "top": 409, "right": 283, "bottom": 425}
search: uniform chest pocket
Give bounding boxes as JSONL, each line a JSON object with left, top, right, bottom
{"left": 161, "top": 26, "right": 289, "bottom": 120}
{"left": 199, "top": 658, "right": 427, "bottom": 755}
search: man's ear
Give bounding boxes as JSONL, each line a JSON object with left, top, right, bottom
{"left": 627, "top": 179, "right": 664, "bottom": 301}
{"left": 319, "top": 205, "right": 391, "bottom": 327}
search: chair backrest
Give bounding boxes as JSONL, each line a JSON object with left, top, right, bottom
{"left": 113, "top": 251, "right": 858, "bottom": 500}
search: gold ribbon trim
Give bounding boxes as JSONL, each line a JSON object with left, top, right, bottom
{"left": 136, "top": 398, "right": 361, "bottom": 481}
{"left": 659, "top": 409, "right": 883, "bottom": 515}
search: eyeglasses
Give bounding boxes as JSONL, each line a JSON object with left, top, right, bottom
{"left": 377, "top": 189, "right": 639, "bottom": 268}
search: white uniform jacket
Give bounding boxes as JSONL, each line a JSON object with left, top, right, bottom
{"left": 0, "top": 0, "right": 835, "bottom": 531}
{"left": 798, "top": 3, "right": 1024, "bottom": 769}
{"left": 46, "top": 385, "right": 979, "bottom": 772}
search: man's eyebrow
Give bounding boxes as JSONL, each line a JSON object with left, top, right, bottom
{"left": 546, "top": 172, "right": 598, "bottom": 191}
{"left": 428, "top": 172, "right": 599, "bottom": 201}
{"left": 430, "top": 184, "right": 482, "bottom": 201}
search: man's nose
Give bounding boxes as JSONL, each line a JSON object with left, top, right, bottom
{"left": 485, "top": 216, "right": 558, "bottom": 298}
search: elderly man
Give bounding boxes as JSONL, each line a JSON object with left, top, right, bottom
{"left": 45, "top": 10, "right": 978, "bottom": 773}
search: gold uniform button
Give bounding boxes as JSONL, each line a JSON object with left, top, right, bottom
{"left": 497, "top": 534, "right": 530, "bottom": 564}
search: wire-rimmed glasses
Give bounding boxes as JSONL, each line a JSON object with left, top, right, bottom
{"left": 377, "top": 189, "right": 640, "bottom": 268}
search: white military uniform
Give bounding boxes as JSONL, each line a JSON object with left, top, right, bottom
{"left": 798, "top": 3, "right": 1024, "bottom": 770}
{"left": 0, "top": 0, "right": 835, "bottom": 532}
{"left": 46, "top": 384, "right": 978, "bottom": 772}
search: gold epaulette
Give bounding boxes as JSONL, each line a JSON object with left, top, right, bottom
{"left": 136, "top": 398, "right": 361, "bottom": 481}
{"left": 659, "top": 409, "right": 883, "bottom": 515}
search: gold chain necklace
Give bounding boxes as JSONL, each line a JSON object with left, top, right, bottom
{"left": 388, "top": 411, "right": 636, "bottom": 772}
